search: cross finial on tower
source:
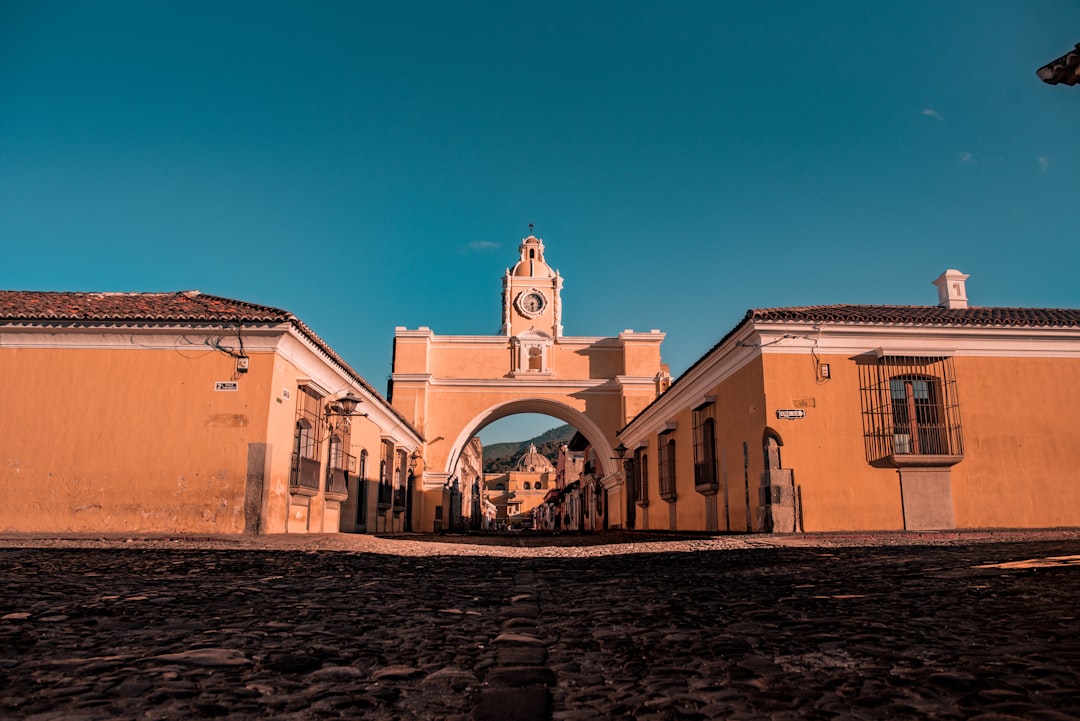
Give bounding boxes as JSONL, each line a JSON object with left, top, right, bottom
{"left": 528, "top": 222, "right": 534, "bottom": 235}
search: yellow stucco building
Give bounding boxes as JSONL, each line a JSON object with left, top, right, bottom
{"left": 618, "top": 270, "right": 1080, "bottom": 532}
{"left": 0, "top": 291, "right": 422, "bottom": 534}
{"left": 5, "top": 252, "right": 1079, "bottom": 537}
{"left": 389, "top": 233, "right": 668, "bottom": 533}
{"left": 483, "top": 445, "right": 556, "bottom": 525}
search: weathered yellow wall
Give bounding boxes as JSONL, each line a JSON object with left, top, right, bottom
{"left": 392, "top": 330, "right": 666, "bottom": 535}
{"left": 0, "top": 346, "right": 274, "bottom": 533}
{"left": 639, "top": 358, "right": 769, "bottom": 532}
{"left": 755, "top": 352, "right": 1080, "bottom": 531}
{"left": 760, "top": 352, "right": 905, "bottom": 532}
{"left": 949, "top": 356, "right": 1080, "bottom": 528}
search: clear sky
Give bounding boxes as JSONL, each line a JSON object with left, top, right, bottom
{"left": 3, "top": 2, "right": 1079, "bottom": 443}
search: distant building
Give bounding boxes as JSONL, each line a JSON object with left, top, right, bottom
{"left": 618, "top": 270, "right": 1080, "bottom": 532}
{"left": 483, "top": 444, "right": 555, "bottom": 525}
{"left": 0, "top": 291, "right": 422, "bottom": 534}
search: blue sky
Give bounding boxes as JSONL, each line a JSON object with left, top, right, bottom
{"left": 3, "top": 2, "right": 1079, "bottom": 443}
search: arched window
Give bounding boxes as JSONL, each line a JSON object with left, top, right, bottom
{"left": 297, "top": 419, "right": 316, "bottom": 459}
{"left": 523, "top": 481, "right": 531, "bottom": 490}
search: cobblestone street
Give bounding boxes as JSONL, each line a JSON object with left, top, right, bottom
{"left": 1, "top": 531, "right": 1078, "bottom": 720}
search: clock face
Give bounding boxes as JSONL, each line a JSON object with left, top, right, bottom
{"left": 515, "top": 290, "right": 546, "bottom": 318}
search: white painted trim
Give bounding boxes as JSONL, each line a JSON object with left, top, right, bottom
{"left": 390, "top": 375, "right": 619, "bottom": 390}
{"left": 621, "top": 317, "right": 1080, "bottom": 447}
{"left": 753, "top": 322, "right": 1080, "bottom": 358}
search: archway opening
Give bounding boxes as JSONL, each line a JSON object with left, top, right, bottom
{"left": 442, "top": 401, "right": 618, "bottom": 533}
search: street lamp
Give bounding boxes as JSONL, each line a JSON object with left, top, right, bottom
{"left": 324, "top": 392, "right": 366, "bottom": 433}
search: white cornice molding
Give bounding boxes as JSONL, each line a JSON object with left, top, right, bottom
{"left": 621, "top": 323, "right": 760, "bottom": 444}
{"left": 391, "top": 331, "right": 627, "bottom": 347}
{"left": 0, "top": 324, "right": 289, "bottom": 351}
{"left": 394, "top": 327, "right": 436, "bottom": 339}
{"left": 754, "top": 322, "right": 1080, "bottom": 358}
{"left": 617, "top": 330, "right": 666, "bottom": 342}
{"left": 615, "top": 375, "right": 662, "bottom": 391}
{"left": 390, "top": 376, "right": 621, "bottom": 392}
{"left": 621, "top": 318, "right": 1080, "bottom": 446}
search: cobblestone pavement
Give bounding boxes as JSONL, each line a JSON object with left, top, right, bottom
{"left": 0, "top": 531, "right": 1078, "bottom": 720}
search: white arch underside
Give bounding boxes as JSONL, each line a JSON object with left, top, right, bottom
{"left": 445, "top": 398, "right": 615, "bottom": 479}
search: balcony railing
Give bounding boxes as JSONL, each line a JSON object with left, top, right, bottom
{"left": 291, "top": 455, "right": 321, "bottom": 494}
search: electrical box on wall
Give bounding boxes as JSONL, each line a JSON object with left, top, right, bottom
{"left": 236, "top": 356, "right": 249, "bottom": 373}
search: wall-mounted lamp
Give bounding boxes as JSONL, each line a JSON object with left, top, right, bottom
{"left": 324, "top": 392, "right": 367, "bottom": 433}
{"left": 612, "top": 443, "right": 628, "bottom": 460}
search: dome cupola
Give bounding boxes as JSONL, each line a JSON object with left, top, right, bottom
{"left": 511, "top": 234, "right": 554, "bottom": 278}
{"left": 515, "top": 444, "right": 555, "bottom": 473}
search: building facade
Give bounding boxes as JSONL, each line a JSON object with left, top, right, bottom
{"left": 618, "top": 270, "right": 1080, "bottom": 532}
{"left": 0, "top": 291, "right": 422, "bottom": 534}
{"left": 390, "top": 234, "right": 668, "bottom": 533}
{"left": 483, "top": 445, "right": 556, "bottom": 527}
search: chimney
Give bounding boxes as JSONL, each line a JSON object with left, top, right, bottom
{"left": 932, "top": 269, "right": 970, "bottom": 309}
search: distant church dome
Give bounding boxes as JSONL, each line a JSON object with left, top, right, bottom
{"left": 511, "top": 235, "right": 555, "bottom": 278}
{"left": 516, "top": 444, "right": 554, "bottom": 473}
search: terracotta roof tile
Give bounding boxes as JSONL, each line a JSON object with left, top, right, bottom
{"left": 749, "top": 305, "right": 1080, "bottom": 328}
{"left": 0, "top": 290, "right": 291, "bottom": 323}
{"left": 619, "top": 303, "right": 1080, "bottom": 437}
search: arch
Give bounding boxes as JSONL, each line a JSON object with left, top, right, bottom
{"left": 446, "top": 397, "right": 617, "bottom": 479}
{"left": 762, "top": 428, "right": 784, "bottom": 471}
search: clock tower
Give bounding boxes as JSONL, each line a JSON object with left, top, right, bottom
{"left": 501, "top": 232, "right": 563, "bottom": 338}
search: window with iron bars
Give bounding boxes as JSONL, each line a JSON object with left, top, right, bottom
{"left": 631, "top": 447, "right": 650, "bottom": 508}
{"left": 859, "top": 355, "right": 963, "bottom": 464}
{"left": 657, "top": 430, "right": 677, "bottom": 502}
{"left": 326, "top": 433, "right": 355, "bottom": 498}
{"left": 394, "top": 449, "right": 408, "bottom": 511}
{"left": 290, "top": 386, "right": 324, "bottom": 491}
{"left": 378, "top": 439, "right": 394, "bottom": 508}
{"left": 692, "top": 402, "right": 718, "bottom": 492}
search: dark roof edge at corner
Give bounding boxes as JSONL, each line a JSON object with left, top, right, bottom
{"left": 0, "top": 289, "right": 424, "bottom": 443}
{"left": 619, "top": 303, "right": 1080, "bottom": 437}
{"left": 187, "top": 292, "right": 425, "bottom": 443}
{"left": 618, "top": 308, "right": 756, "bottom": 437}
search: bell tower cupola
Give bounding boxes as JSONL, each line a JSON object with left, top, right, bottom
{"left": 501, "top": 226, "right": 564, "bottom": 337}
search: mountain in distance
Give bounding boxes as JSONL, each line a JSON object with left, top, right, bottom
{"left": 482, "top": 423, "right": 576, "bottom": 473}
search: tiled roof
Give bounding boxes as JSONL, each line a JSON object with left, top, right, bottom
{"left": 619, "top": 303, "right": 1080, "bottom": 437}
{"left": 749, "top": 305, "right": 1080, "bottom": 328}
{"left": 0, "top": 290, "right": 422, "bottom": 440}
{"left": 0, "top": 290, "right": 291, "bottom": 323}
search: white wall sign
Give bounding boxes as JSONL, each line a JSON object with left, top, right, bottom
{"left": 215, "top": 382, "right": 239, "bottom": 392}
{"left": 776, "top": 409, "right": 805, "bottom": 420}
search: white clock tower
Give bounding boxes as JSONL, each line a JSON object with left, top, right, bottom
{"left": 501, "top": 232, "right": 563, "bottom": 338}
